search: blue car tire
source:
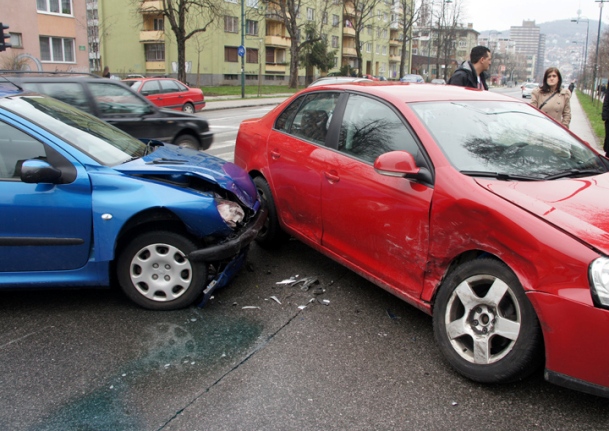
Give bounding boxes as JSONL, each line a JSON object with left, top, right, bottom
{"left": 117, "top": 231, "right": 207, "bottom": 310}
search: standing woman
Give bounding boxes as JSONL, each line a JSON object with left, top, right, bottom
{"left": 531, "top": 67, "right": 571, "bottom": 128}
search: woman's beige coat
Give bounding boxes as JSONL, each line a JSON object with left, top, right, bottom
{"left": 530, "top": 87, "right": 571, "bottom": 128}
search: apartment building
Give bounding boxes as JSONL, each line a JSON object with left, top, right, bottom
{"left": 0, "top": 0, "right": 89, "bottom": 72}
{"left": 94, "top": 0, "right": 413, "bottom": 84}
{"left": 510, "top": 20, "right": 545, "bottom": 82}
{"left": 411, "top": 23, "right": 479, "bottom": 81}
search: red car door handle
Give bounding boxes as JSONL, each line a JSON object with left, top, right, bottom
{"left": 270, "top": 150, "right": 280, "bottom": 160}
{"left": 324, "top": 171, "right": 340, "bottom": 183}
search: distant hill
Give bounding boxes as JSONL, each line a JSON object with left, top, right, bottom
{"left": 478, "top": 19, "right": 599, "bottom": 49}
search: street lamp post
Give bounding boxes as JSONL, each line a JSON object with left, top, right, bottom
{"left": 241, "top": 0, "right": 245, "bottom": 99}
{"left": 572, "top": 16, "right": 590, "bottom": 95}
{"left": 592, "top": 0, "right": 606, "bottom": 104}
{"left": 426, "top": 0, "right": 435, "bottom": 82}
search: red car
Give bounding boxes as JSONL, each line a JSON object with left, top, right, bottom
{"left": 235, "top": 82, "right": 609, "bottom": 399}
{"left": 122, "top": 77, "right": 205, "bottom": 113}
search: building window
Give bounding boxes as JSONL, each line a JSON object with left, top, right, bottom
{"left": 331, "top": 35, "right": 339, "bottom": 48}
{"left": 307, "top": 8, "right": 315, "bottom": 21}
{"left": 224, "top": 16, "right": 238, "bottom": 33}
{"left": 246, "top": 0, "right": 258, "bottom": 7}
{"left": 145, "top": 43, "right": 165, "bottom": 61}
{"left": 153, "top": 18, "right": 164, "bottom": 31}
{"left": 246, "top": 48, "right": 258, "bottom": 63}
{"left": 37, "top": 0, "right": 72, "bottom": 15}
{"left": 366, "top": 42, "right": 371, "bottom": 53}
{"left": 225, "top": 46, "right": 239, "bottom": 62}
{"left": 332, "top": 15, "right": 339, "bottom": 27}
{"left": 224, "top": 0, "right": 238, "bottom": 3}
{"left": 10, "top": 33, "right": 23, "bottom": 49}
{"left": 246, "top": 20, "right": 258, "bottom": 36}
{"left": 322, "top": 12, "right": 328, "bottom": 25}
{"left": 382, "top": 46, "right": 387, "bottom": 55}
{"left": 367, "top": 25, "right": 373, "bottom": 35}
{"left": 39, "top": 36, "right": 74, "bottom": 62}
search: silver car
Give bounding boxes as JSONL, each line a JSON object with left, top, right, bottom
{"left": 522, "top": 83, "right": 539, "bottom": 98}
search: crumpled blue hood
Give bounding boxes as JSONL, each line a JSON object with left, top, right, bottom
{"left": 115, "top": 145, "right": 258, "bottom": 209}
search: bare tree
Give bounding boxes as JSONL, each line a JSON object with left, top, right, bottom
{"left": 396, "top": 0, "right": 421, "bottom": 77}
{"left": 435, "top": 0, "right": 461, "bottom": 80}
{"left": 137, "top": 0, "right": 225, "bottom": 84}
{"left": 263, "top": 0, "right": 333, "bottom": 88}
{"left": 0, "top": 52, "right": 30, "bottom": 70}
{"left": 343, "top": 0, "right": 386, "bottom": 77}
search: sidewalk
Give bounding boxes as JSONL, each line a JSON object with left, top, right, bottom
{"left": 569, "top": 91, "right": 601, "bottom": 150}
{"left": 204, "top": 94, "right": 291, "bottom": 111}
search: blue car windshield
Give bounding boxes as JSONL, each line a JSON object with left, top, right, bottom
{"left": 0, "top": 94, "right": 146, "bottom": 165}
{"left": 410, "top": 100, "right": 606, "bottom": 179}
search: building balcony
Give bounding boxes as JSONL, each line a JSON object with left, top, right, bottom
{"left": 140, "top": 30, "right": 164, "bottom": 42}
{"left": 265, "top": 35, "right": 290, "bottom": 48}
{"left": 344, "top": 4, "right": 355, "bottom": 16}
{"left": 140, "top": 0, "right": 163, "bottom": 13}
{"left": 145, "top": 61, "right": 165, "bottom": 71}
{"left": 343, "top": 27, "right": 355, "bottom": 37}
{"left": 266, "top": 64, "right": 286, "bottom": 73}
{"left": 389, "top": 55, "right": 401, "bottom": 63}
{"left": 390, "top": 39, "right": 401, "bottom": 47}
{"left": 342, "top": 47, "right": 357, "bottom": 57}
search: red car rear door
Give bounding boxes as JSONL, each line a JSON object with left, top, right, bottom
{"left": 266, "top": 92, "right": 340, "bottom": 244}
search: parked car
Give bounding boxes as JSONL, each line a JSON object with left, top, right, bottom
{"left": 431, "top": 78, "right": 446, "bottom": 85}
{"left": 399, "top": 74, "right": 425, "bottom": 83}
{"left": 122, "top": 77, "right": 205, "bottom": 113}
{"left": 522, "top": 82, "right": 539, "bottom": 98}
{"left": 235, "top": 81, "right": 609, "bottom": 398}
{"left": 1, "top": 72, "right": 212, "bottom": 151}
{"left": 0, "top": 83, "right": 266, "bottom": 310}
{"left": 308, "top": 76, "right": 373, "bottom": 87}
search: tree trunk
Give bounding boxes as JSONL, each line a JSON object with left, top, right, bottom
{"left": 289, "top": 42, "right": 299, "bottom": 89}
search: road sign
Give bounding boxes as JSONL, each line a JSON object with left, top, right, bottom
{"left": 238, "top": 46, "right": 245, "bottom": 57}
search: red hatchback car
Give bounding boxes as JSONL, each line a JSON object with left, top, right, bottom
{"left": 122, "top": 77, "right": 205, "bottom": 113}
{"left": 235, "top": 82, "right": 609, "bottom": 399}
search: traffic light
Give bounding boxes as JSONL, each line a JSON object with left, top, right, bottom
{"left": 0, "top": 23, "right": 11, "bottom": 52}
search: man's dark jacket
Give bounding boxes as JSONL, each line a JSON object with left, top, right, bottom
{"left": 602, "top": 88, "right": 609, "bottom": 154}
{"left": 448, "top": 61, "right": 488, "bottom": 90}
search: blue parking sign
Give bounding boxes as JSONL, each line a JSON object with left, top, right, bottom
{"left": 238, "top": 46, "right": 245, "bottom": 57}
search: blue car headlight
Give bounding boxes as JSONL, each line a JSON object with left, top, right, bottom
{"left": 216, "top": 199, "right": 245, "bottom": 228}
{"left": 589, "top": 257, "right": 609, "bottom": 307}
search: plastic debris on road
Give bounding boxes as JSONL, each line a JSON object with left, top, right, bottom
{"left": 269, "top": 295, "right": 282, "bottom": 304}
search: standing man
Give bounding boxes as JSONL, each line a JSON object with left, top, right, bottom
{"left": 602, "top": 84, "right": 609, "bottom": 157}
{"left": 448, "top": 46, "right": 492, "bottom": 90}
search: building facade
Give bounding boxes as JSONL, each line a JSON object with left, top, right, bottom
{"left": 0, "top": 0, "right": 89, "bottom": 72}
{"left": 93, "top": 0, "right": 413, "bottom": 84}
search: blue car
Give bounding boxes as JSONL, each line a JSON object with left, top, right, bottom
{"left": 0, "top": 85, "right": 266, "bottom": 310}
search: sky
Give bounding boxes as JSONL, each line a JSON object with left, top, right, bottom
{"left": 460, "top": 0, "right": 606, "bottom": 32}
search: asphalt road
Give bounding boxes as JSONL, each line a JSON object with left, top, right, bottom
{"left": 1, "top": 240, "right": 608, "bottom": 430}
{"left": 2, "top": 92, "right": 609, "bottom": 430}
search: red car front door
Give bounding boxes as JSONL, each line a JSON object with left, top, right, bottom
{"left": 320, "top": 93, "right": 433, "bottom": 298}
